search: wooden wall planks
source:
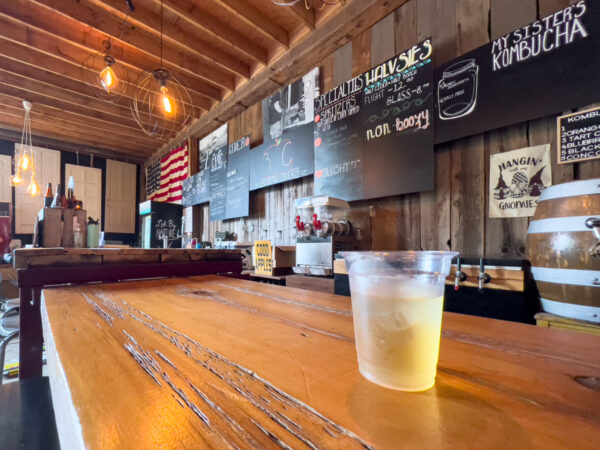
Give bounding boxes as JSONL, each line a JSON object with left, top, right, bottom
{"left": 189, "top": 0, "right": 600, "bottom": 258}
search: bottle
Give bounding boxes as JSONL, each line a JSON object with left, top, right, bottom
{"left": 44, "top": 183, "right": 53, "bottom": 208}
{"left": 51, "top": 184, "right": 63, "bottom": 208}
{"left": 67, "top": 176, "right": 75, "bottom": 209}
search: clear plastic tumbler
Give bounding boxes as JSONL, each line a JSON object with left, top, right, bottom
{"left": 341, "top": 251, "right": 458, "bottom": 392}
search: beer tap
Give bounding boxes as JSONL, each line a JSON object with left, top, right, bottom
{"left": 454, "top": 258, "right": 467, "bottom": 291}
{"left": 478, "top": 258, "right": 491, "bottom": 293}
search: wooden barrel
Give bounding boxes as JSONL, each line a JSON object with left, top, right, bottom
{"left": 526, "top": 179, "right": 600, "bottom": 323}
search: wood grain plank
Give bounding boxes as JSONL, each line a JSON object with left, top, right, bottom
{"left": 332, "top": 42, "right": 353, "bottom": 88}
{"left": 370, "top": 13, "right": 396, "bottom": 66}
{"left": 490, "top": 0, "right": 537, "bottom": 39}
{"left": 485, "top": 125, "right": 531, "bottom": 258}
{"left": 351, "top": 30, "right": 371, "bottom": 77}
{"left": 451, "top": 135, "right": 486, "bottom": 256}
{"left": 394, "top": 0, "right": 418, "bottom": 51}
{"left": 42, "top": 276, "right": 600, "bottom": 449}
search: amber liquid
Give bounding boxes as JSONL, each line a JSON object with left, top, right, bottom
{"left": 350, "top": 275, "right": 444, "bottom": 391}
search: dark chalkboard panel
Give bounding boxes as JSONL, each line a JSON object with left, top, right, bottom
{"left": 361, "top": 40, "right": 434, "bottom": 199}
{"left": 226, "top": 136, "right": 251, "bottom": 219}
{"left": 313, "top": 39, "right": 435, "bottom": 201}
{"left": 209, "top": 142, "right": 228, "bottom": 221}
{"left": 435, "top": 0, "right": 600, "bottom": 143}
{"left": 314, "top": 75, "right": 364, "bottom": 201}
{"left": 182, "top": 170, "right": 210, "bottom": 206}
{"left": 250, "top": 124, "right": 314, "bottom": 191}
{"left": 557, "top": 107, "right": 600, "bottom": 164}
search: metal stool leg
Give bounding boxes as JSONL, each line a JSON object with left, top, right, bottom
{"left": 0, "top": 330, "right": 19, "bottom": 385}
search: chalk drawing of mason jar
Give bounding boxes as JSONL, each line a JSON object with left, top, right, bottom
{"left": 437, "top": 59, "right": 479, "bottom": 120}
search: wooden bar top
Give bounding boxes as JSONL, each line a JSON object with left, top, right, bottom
{"left": 41, "top": 276, "right": 600, "bottom": 449}
{"left": 14, "top": 247, "right": 242, "bottom": 269}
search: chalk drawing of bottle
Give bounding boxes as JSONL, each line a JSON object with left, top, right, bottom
{"left": 438, "top": 59, "right": 479, "bottom": 120}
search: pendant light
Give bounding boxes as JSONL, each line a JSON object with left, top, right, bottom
{"left": 80, "top": 13, "right": 131, "bottom": 100}
{"left": 11, "top": 101, "right": 40, "bottom": 197}
{"left": 130, "top": 0, "right": 193, "bottom": 140}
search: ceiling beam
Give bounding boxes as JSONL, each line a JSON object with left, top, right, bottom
{"left": 0, "top": 10, "right": 215, "bottom": 108}
{"left": 0, "top": 69, "right": 160, "bottom": 131}
{"left": 151, "top": 0, "right": 268, "bottom": 64}
{"left": 150, "top": 0, "right": 410, "bottom": 163}
{"left": 27, "top": 0, "right": 239, "bottom": 90}
{"left": 0, "top": 127, "right": 146, "bottom": 164}
{"left": 216, "top": 0, "right": 290, "bottom": 48}
{"left": 0, "top": 114, "right": 154, "bottom": 157}
{"left": 0, "top": 93, "right": 158, "bottom": 145}
{"left": 288, "top": 3, "right": 316, "bottom": 29}
{"left": 0, "top": 104, "right": 156, "bottom": 152}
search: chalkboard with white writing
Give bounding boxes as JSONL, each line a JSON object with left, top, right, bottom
{"left": 361, "top": 39, "right": 434, "bottom": 199}
{"left": 182, "top": 170, "right": 210, "bottom": 206}
{"left": 313, "top": 39, "right": 435, "bottom": 200}
{"left": 435, "top": 0, "right": 600, "bottom": 143}
{"left": 558, "top": 107, "right": 600, "bottom": 164}
{"left": 249, "top": 124, "right": 314, "bottom": 191}
{"left": 314, "top": 75, "right": 365, "bottom": 201}
{"left": 226, "top": 136, "right": 251, "bottom": 219}
{"left": 209, "top": 142, "right": 228, "bottom": 221}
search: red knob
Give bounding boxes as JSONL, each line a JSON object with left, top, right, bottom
{"left": 295, "top": 215, "right": 304, "bottom": 232}
{"left": 312, "top": 213, "right": 321, "bottom": 230}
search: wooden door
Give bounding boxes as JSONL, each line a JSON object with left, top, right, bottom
{"left": 15, "top": 145, "right": 60, "bottom": 234}
{"left": 0, "top": 155, "right": 12, "bottom": 203}
{"left": 105, "top": 159, "right": 136, "bottom": 233}
{"left": 65, "top": 164, "right": 102, "bottom": 223}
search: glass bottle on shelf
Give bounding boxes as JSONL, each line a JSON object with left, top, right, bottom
{"left": 44, "top": 183, "right": 53, "bottom": 208}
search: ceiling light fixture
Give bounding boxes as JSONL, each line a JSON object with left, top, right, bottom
{"left": 80, "top": 12, "right": 131, "bottom": 101}
{"left": 11, "top": 101, "right": 40, "bottom": 197}
{"left": 130, "top": 0, "right": 194, "bottom": 140}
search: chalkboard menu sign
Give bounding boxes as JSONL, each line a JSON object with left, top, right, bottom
{"left": 314, "top": 75, "right": 364, "bottom": 201}
{"left": 0, "top": 202, "right": 9, "bottom": 217}
{"left": 435, "top": 0, "right": 600, "bottom": 143}
{"left": 557, "top": 107, "right": 600, "bottom": 164}
{"left": 200, "top": 125, "right": 228, "bottom": 222}
{"left": 226, "top": 136, "right": 251, "bottom": 219}
{"left": 314, "top": 39, "right": 434, "bottom": 200}
{"left": 182, "top": 170, "right": 209, "bottom": 207}
{"left": 250, "top": 124, "right": 314, "bottom": 191}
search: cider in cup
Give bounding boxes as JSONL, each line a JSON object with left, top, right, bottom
{"left": 341, "top": 251, "right": 458, "bottom": 391}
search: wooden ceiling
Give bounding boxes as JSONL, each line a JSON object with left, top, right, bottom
{"left": 0, "top": 0, "right": 349, "bottom": 161}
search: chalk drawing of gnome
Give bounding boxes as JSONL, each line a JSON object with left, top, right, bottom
{"left": 493, "top": 171, "right": 511, "bottom": 200}
{"left": 527, "top": 166, "right": 546, "bottom": 196}
{"left": 510, "top": 172, "right": 529, "bottom": 198}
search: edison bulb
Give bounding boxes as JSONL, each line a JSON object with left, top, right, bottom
{"left": 10, "top": 173, "right": 22, "bottom": 186}
{"left": 100, "top": 65, "right": 117, "bottom": 93}
{"left": 160, "top": 86, "right": 172, "bottom": 114}
{"left": 27, "top": 178, "right": 40, "bottom": 197}
{"left": 20, "top": 153, "right": 31, "bottom": 171}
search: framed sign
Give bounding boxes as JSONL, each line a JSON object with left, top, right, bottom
{"left": 557, "top": 107, "right": 600, "bottom": 164}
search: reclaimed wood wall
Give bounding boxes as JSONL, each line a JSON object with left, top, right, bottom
{"left": 194, "top": 0, "right": 600, "bottom": 258}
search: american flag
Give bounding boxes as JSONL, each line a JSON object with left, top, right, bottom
{"left": 151, "top": 142, "right": 189, "bottom": 204}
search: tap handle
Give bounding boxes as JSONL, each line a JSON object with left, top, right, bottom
{"left": 478, "top": 258, "right": 491, "bottom": 292}
{"left": 454, "top": 257, "right": 464, "bottom": 291}
{"left": 312, "top": 213, "right": 321, "bottom": 230}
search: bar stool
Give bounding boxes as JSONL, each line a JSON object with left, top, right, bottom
{"left": 0, "top": 302, "right": 19, "bottom": 385}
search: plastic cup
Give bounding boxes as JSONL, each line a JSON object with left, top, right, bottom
{"left": 341, "top": 251, "right": 458, "bottom": 392}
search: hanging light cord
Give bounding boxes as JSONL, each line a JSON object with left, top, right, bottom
{"left": 160, "top": 0, "right": 164, "bottom": 67}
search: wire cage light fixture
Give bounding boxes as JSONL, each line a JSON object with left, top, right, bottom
{"left": 79, "top": 12, "right": 132, "bottom": 101}
{"left": 130, "top": 0, "right": 194, "bottom": 140}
